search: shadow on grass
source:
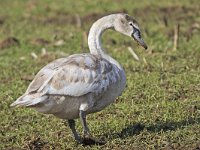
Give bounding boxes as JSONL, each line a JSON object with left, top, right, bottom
{"left": 103, "top": 117, "right": 200, "bottom": 139}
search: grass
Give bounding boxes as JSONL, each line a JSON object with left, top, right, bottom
{"left": 0, "top": 0, "right": 200, "bottom": 149}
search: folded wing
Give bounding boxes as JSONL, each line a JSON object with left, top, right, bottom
{"left": 26, "top": 54, "right": 120, "bottom": 97}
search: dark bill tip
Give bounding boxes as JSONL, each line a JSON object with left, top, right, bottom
{"left": 142, "top": 43, "right": 148, "bottom": 50}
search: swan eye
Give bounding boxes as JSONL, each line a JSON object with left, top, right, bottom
{"left": 129, "top": 22, "right": 133, "bottom": 26}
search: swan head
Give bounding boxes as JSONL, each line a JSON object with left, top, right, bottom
{"left": 114, "top": 13, "right": 147, "bottom": 49}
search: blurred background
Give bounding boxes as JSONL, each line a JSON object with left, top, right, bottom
{"left": 0, "top": 0, "right": 200, "bottom": 149}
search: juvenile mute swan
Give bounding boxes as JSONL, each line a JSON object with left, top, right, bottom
{"left": 11, "top": 13, "right": 147, "bottom": 144}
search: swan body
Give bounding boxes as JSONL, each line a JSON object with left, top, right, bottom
{"left": 16, "top": 54, "right": 125, "bottom": 119}
{"left": 11, "top": 13, "right": 147, "bottom": 144}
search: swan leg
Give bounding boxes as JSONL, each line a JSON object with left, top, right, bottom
{"left": 79, "top": 110, "right": 106, "bottom": 145}
{"left": 79, "top": 110, "right": 90, "bottom": 137}
{"left": 67, "top": 119, "right": 82, "bottom": 143}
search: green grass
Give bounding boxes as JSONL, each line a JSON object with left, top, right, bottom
{"left": 0, "top": 0, "right": 200, "bottom": 149}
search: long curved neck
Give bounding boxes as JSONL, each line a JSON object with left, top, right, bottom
{"left": 88, "top": 14, "right": 115, "bottom": 56}
{"left": 87, "top": 14, "right": 123, "bottom": 69}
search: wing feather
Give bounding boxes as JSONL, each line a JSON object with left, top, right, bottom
{"left": 26, "top": 54, "right": 120, "bottom": 97}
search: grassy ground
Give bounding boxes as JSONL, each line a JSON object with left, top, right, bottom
{"left": 0, "top": 0, "right": 200, "bottom": 149}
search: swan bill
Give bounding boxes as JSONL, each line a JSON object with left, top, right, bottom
{"left": 132, "top": 32, "right": 148, "bottom": 50}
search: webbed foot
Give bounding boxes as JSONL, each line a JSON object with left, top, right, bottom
{"left": 81, "top": 134, "right": 106, "bottom": 145}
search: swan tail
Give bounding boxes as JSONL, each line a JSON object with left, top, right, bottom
{"left": 10, "top": 93, "right": 47, "bottom": 107}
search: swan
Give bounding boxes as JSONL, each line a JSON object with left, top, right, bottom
{"left": 11, "top": 13, "right": 147, "bottom": 144}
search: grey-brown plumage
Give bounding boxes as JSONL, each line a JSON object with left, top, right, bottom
{"left": 11, "top": 13, "right": 147, "bottom": 144}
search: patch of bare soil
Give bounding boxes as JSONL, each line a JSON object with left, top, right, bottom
{"left": 0, "top": 18, "right": 4, "bottom": 25}
{"left": 30, "top": 38, "right": 50, "bottom": 46}
{"left": 133, "top": 5, "right": 200, "bottom": 23}
{"left": 0, "top": 37, "right": 20, "bottom": 49}
{"left": 25, "top": 5, "right": 199, "bottom": 28}
{"left": 23, "top": 137, "right": 53, "bottom": 150}
{"left": 81, "top": 13, "right": 104, "bottom": 24}
{"left": 43, "top": 15, "right": 77, "bottom": 25}
{"left": 81, "top": 9, "right": 127, "bottom": 25}
{"left": 132, "top": 5, "right": 200, "bottom": 42}
{"left": 26, "top": 9, "right": 128, "bottom": 27}
{"left": 21, "top": 75, "right": 34, "bottom": 81}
